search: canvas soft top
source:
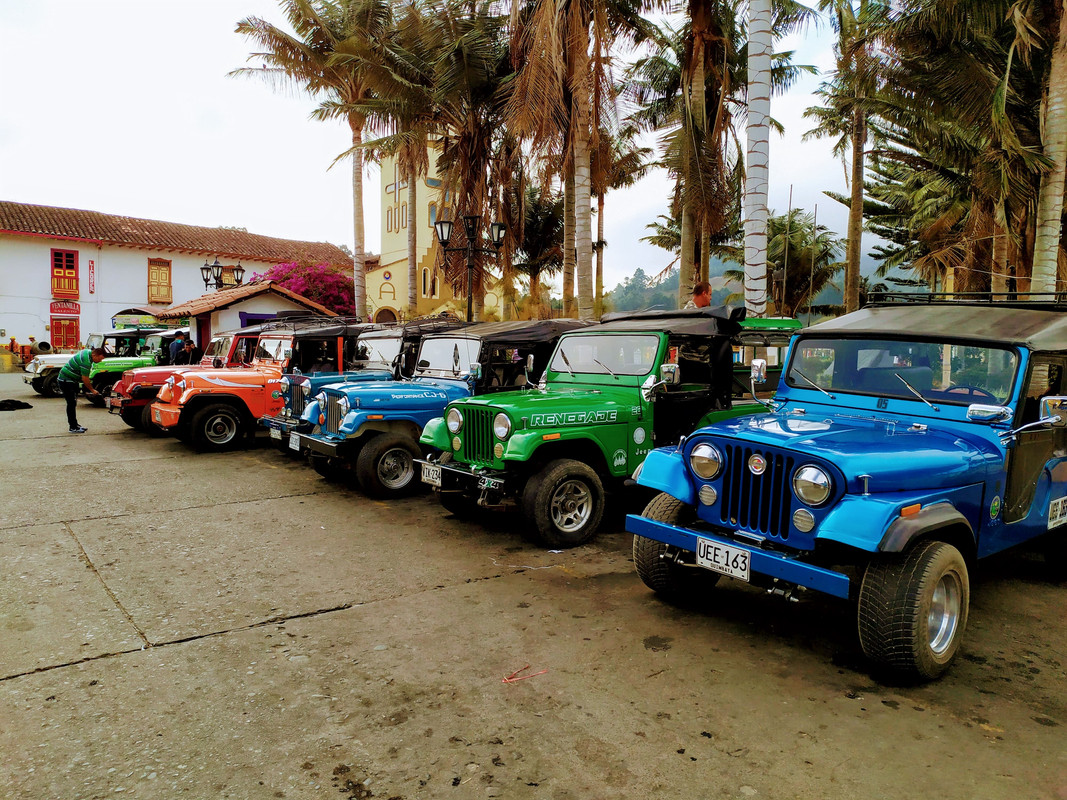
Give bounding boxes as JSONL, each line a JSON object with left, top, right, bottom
{"left": 807, "top": 304, "right": 1067, "bottom": 352}
{"left": 596, "top": 305, "right": 746, "bottom": 337}
{"left": 421, "top": 318, "right": 592, "bottom": 345}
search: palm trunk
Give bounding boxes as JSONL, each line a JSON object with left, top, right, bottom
{"left": 743, "top": 0, "right": 772, "bottom": 317}
{"left": 595, "top": 193, "right": 605, "bottom": 316}
{"left": 530, "top": 267, "right": 541, "bottom": 318}
{"left": 679, "top": 208, "right": 696, "bottom": 308}
{"left": 350, "top": 119, "right": 368, "bottom": 318}
{"left": 845, "top": 106, "right": 865, "bottom": 313}
{"left": 992, "top": 220, "right": 1008, "bottom": 294}
{"left": 700, "top": 224, "right": 710, "bottom": 283}
{"left": 563, "top": 170, "right": 576, "bottom": 317}
{"left": 407, "top": 166, "right": 418, "bottom": 316}
{"left": 574, "top": 131, "right": 595, "bottom": 321}
{"left": 1032, "top": 1, "right": 1067, "bottom": 293}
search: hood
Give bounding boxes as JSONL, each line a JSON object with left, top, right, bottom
{"left": 708, "top": 410, "right": 1002, "bottom": 493}
{"left": 93, "top": 356, "right": 155, "bottom": 372}
{"left": 330, "top": 378, "right": 470, "bottom": 411}
{"left": 463, "top": 386, "right": 635, "bottom": 423}
{"left": 179, "top": 366, "right": 280, "bottom": 388}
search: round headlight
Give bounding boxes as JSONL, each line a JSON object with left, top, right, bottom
{"left": 493, "top": 412, "right": 511, "bottom": 439}
{"left": 164, "top": 376, "right": 175, "bottom": 386}
{"left": 338, "top": 396, "right": 350, "bottom": 416}
{"left": 279, "top": 376, "right": 290, "bottom": 391}
{"left": 301, "top": 382, "right": 311, "bottom": 397}
{"left": 690, "top": 443, "right": 723, "bottom": 480}
{"left": 446, "top": 407, "right": 463, "bottom": 433}
{"left": 793, "top": 465, "right": 832, "bottom": 506}
{"left": 314, "top": 392, "right": 326, "bottom": 406}
{"left": 175, "top": 379, "right": 185, "bottom": 391}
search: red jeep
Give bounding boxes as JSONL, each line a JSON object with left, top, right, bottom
{"left": 108, "top": 324, "right": 266, "bottom": 433}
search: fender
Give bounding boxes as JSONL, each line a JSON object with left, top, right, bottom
{"left": 503, "top": 429, "right": 615, "bottom": 470}
{"left": 878, "top": 501, "right": 975, "bottom": 553}
{"left": 421, "top": 416, "right": 450, "bottom": 449}
{"left": 634, "top": 447, "right": 694, "bottom": 505}
{"left": 341, "top": 410, "right": 424, "bottom": 438}
{"left": 301, "top": 398, "right": 323, "bottom": 425}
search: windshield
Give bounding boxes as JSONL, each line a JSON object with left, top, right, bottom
{"left": 550, "top": 334, "right": 660, "bottom": 376}
{"left": 255, "top": 336, "right": 292, "bottom": 363}
{"left": 358, "top": 334, "right": 403, "bottom": 364}
{"left": 786, "top": 337, "right": 1018, "bottom": 405}
{"left": 416, "top": 337, "right": 481, "bottom": 376}
{"left": 204, "top": 336, "right": 230, "bottom": 358}
{"left": 103, "top": 334, "right": 143, "bottom": 356}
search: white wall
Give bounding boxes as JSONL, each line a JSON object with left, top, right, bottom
{"left": 212, "top": 295, "right": 312, "bottom": 332}
{"left": 0, "top": 233, "right": 278, "bottom": 346}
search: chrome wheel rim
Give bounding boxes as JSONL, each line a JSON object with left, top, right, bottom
{"left": 205, "top": 413, "right": 237, "bottom": 445}
{"left": 928, "top": 571, "right": 962, "bottom": 655}
{"left": 549, "top": 479, "right": 592, "bottom": 533}
{"left": 378, "top": 448, "right": 413, "bottom": 490}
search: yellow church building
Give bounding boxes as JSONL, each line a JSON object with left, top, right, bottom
{"left": 365, "top": 153, "right": 502, "bottom": 323}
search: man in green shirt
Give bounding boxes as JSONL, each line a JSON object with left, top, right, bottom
{"left": 57, "top": 347, "right": 106, "bottom": 433}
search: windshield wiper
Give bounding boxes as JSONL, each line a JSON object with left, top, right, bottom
{"left": 559, "top": 351, "right": 574, "bottom": 376}
{"left": 793, "top": 369, "right": 835, "bottom": 399}
{"left": 592, "top": 358, "right": 616, "bottom": 378}
{"left": 895, "top": 372, "right": 940, "bottom": 412}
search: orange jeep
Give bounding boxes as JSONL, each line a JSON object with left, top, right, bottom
{"left": 150, "top": 317, "right": 365, "bottom": 451}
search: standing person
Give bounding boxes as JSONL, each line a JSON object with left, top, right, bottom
{"left": 57, "top": 347, "right": 106, "bottom": 433}
{"left": 685, "top": 281, "right": 712, "bottom": 308}
{"left": 168, "top": 331, "right": 186, "bottom": 364}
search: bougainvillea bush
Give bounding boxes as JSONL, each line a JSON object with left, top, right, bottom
{"left": 252, "top": 262, "right": 355, "bottom": 315}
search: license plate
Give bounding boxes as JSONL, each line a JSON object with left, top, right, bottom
{"left": 1049, "top": 496, "right": 1067, "bottom": 529}
{"left": 696, "top": 537, "right": 751, "bottom": 581}
{"left": 154, "top": 409, "right": 161, "bottom": 423}
{"left": 422, "top": 463, "right": 442, "bottom": 487}
{"left": 289, "top": 433, "right": 301, "bottom": 451}
{"left": 105, "top": 397, "right": 112, "bottom": 409}
{"left": 269, "top": 427, "right": 281, "bottom": 440}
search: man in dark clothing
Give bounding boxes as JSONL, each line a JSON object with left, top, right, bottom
{"left": 168, "top": 331, "right": 186, "bottom": 364}
{"left": 57, "top": 347, "right": 106, "bottom": 433}
{"left": 173, "top": 340, "right": 203, "bottom": 365}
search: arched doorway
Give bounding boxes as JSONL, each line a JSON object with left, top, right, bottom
{"left": 374, "top": 308, "right": 398, "bottom": 323}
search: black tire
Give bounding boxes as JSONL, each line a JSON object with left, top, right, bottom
{"left": 309, "top": 453, "right": 350, "bottom": 483}
{"left": 119, "top": 407, "right": 142, "bottom": 430}
{"left": 522, "top": 458, "right": 605, "bottom": 548}
{"left": 633, "top": 492, "right": 720, "bottom": 599}
{"left": 30, "top": 377, "right": 45, "bottom": 395}
{"left": 41, "top": 374, "right": 61, "bottom": 398}
{"left": 355, "top": 435, "right": 423, "bottom": 498}
{"left": 88, "top": 374, "right": 118, "bottom": 407}
{"left": 858, "top": 540, "right": 970, "bottom": 681}
{"left": 189, "top": 403, "right": 244, "bottom": 452}
{"left": 140, "top": 402, "right": 167, "bottom": 437}
{"left": 433, "top": 453, "right": 480, "bottom": 518}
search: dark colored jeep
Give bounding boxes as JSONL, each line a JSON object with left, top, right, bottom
{"left": 629, "top": 295, "right": 1067, "bottom": 681}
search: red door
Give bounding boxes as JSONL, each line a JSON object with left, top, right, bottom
{"left": 50, "top": 318, "right": 80, "bottom": 350}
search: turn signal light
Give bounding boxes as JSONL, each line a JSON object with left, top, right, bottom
{"left": 901, "top": 503, "right": 921, "bottom": 517}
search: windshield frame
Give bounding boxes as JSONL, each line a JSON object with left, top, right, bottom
{"left": 784, "top": 334, "right": 1021, "bottom": 407}
{"left": 414, "top": 335, "right": 483, "bottom": 379}
{"left": 548, "top": 332, "right": 663, "bottom": 379}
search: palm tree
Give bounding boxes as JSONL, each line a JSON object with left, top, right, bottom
{"left": 514, "top": 186, "right": 566, "bottom": 318}
{"left": 233, "top": 0, "right": 391, "bottom": 319}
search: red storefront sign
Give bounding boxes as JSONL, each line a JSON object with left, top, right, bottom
{"left": 50, "top": 300, "right": 81, "bottom": 315}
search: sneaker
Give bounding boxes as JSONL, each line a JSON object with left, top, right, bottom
{"left": 69, "top": 426, "right": 87, "bottom": 433}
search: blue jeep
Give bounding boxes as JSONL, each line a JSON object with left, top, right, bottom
{"left": 262, "top": 315, "right": 465, "bottom": 452}
{"left": 295, "top": 319, "right": 588, "bottom": 497}
{"left": 628, "top": 295, "right": 1067, "bottom": 681}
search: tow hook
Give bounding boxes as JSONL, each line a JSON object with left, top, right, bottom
{"left": 766, "top": 579, "right": 801, "bottom": 602}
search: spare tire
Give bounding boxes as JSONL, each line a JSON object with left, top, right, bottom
{"left": 30, "top": 341, "right": 52, "bottom": 355}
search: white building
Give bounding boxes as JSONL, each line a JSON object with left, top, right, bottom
{"left": 0, "top": 201, "right": 353, "bottom": 350}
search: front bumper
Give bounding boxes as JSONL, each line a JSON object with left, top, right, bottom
{"left": 151, "top": 402, "right": 182, "bottom": 429}
{"left": 262, "top": 414, "right": 311, "bottom": 437}
{"left": 625, "top": 513, "right": 851, "bottom": 599}
{"left": 295, "top": 432, "right": 351, "bottom": 458}
{"left": 22, "top": 373, "right": 38, "bottom": 385}
{"left": 416, "top": 457, "right": 509, "bottom": 496}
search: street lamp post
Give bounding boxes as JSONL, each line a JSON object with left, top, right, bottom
{"left": 433, "top": 215, "right": 507, "bottom": 322}
{"left": 200, "top": 257, "right": 246, "bottom": 291}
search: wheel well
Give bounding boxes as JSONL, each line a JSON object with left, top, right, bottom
{"left": 358, "top": 420, "right": 422, "bottom": 443}
{"left": 180, "top": 394, "right": 253, "bottom": 426}
{"left": 528, "top": 439, "right": 610, "bottom": 478}
{"left": 909, "top": 525, "right": 977, "bottom": 567}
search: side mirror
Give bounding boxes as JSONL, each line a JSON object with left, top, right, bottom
{"left": 966, "top": 404, "right": 1012, "bottom": 422}
{"left": 212, "top": 357, "right": 223, "bottom": 369}
{"left": 470, "top": 362, "right": 483, "bottom": 380}
{"left": 660, "top": 363, "right": 681, "bottom": 385}
{"left": 1040, "top": 396, "right": 1067, "bottom": 427}
{"left": 751, "top": 358, "right": 768, "bottom": 385}
{"left": 417, "top": 359, "right": 430, "bottom": 370}
{"left": 526, "top": 353, "right": 535, "bottom": 373}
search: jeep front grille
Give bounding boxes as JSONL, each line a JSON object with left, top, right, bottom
{"left": 719, "top": 444, "right": 795, "bottom": 541}
{"left": 287, "top": 388, "right": 306, "bottom": 418}
{"left": 325, "top": 395, "right": 344, "bottom": 433}
{"left": 461, "top": 408, "right": 496, "bottom": 466}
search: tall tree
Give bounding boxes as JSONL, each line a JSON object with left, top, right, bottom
{"left": 233, "top": 0, "right": 391, "bottom": 319}
{"left": 744, "top": 0, "right": 774, "bottom": 316}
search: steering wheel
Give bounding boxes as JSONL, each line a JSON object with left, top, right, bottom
{"left": 945, "top": 384, "right": 996, "bottom": 400}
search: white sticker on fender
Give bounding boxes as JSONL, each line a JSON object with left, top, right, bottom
{"left": 1049, "top": 496, "right": 1067, "bottom": 529}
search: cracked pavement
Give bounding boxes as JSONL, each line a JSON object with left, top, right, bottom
{"left": 1, "top": 373, "right": 1065, "bottom": 799}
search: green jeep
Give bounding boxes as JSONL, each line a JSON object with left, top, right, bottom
{"left": 85, "top": 327, "right": 188, "bottom": 406}
{"left": 418, "top": 308, "right": 800, "bottom": 548}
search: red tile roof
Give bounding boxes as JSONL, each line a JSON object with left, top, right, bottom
{"left": 0, "top": 200, "right": 355, "bottom": 267}
{"left": 156, "top": 280, "right": 337, "bottom": 319}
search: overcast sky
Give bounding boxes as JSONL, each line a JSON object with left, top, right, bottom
{"left": 0, "top": 0, "right": 845, "bottom": 295}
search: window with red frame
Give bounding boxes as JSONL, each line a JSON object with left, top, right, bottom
{"left": 51, "top": 249, "right": 79, "bottom": 299}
